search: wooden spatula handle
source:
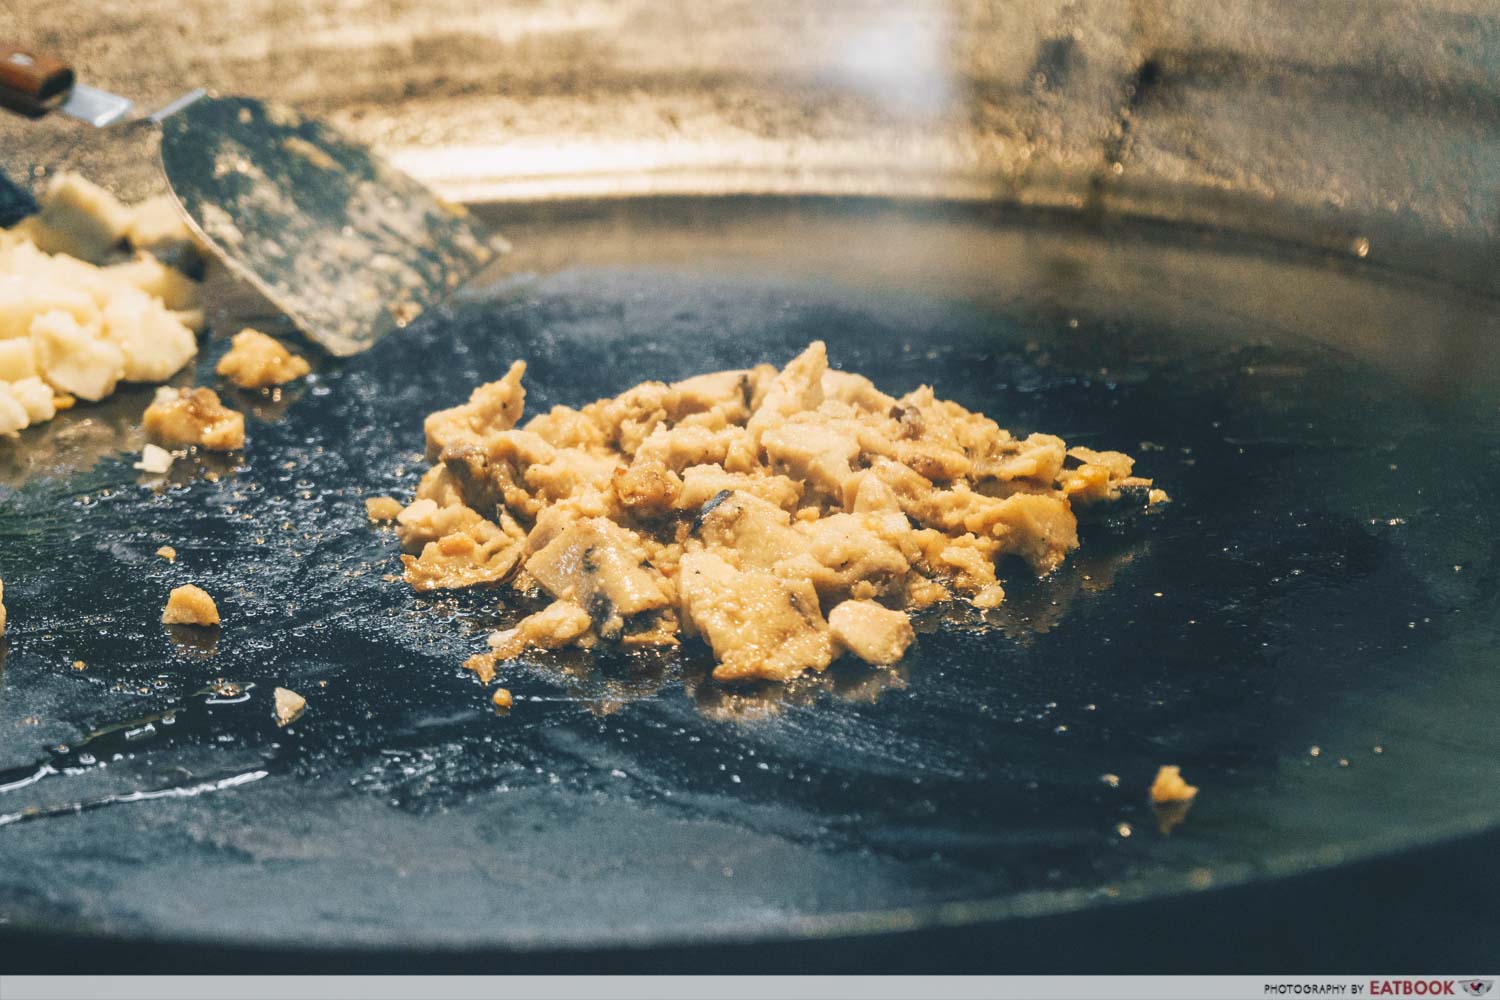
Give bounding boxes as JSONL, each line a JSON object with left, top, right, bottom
{"left": 0, "top": 43, "right": 75, "bottom": 118}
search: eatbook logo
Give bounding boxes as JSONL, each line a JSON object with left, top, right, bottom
{"left": 1462, "top": 982, "right": 1494, "bottom": 997}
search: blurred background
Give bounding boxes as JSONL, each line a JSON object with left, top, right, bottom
{"left": 3, "top": 0, "right": 1500, "bottom": 974}
{"left": 2, "top": 0, "right": 1496, "bottom": 295}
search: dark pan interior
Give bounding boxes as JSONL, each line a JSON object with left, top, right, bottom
{"left": 0, "top": 198, "right": 1497, "bottom": 964}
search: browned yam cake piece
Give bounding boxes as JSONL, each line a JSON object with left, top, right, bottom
{"left": 143, "top": 387, "right": 244, "bottom": 451}
{"left": 677, "top": 550, "right": 832, "bottom": 683}
{"left": 423, "top": 360, "right": 526, "bottom": 461}
{"left": 216, "top": 329, "right": 310, "bottom": 389}
{"left": 524, "top": 519, "right": 670, "bottom": 638}
{"left": 489, "top": 600, "right": 594, "bottom": 659}
{"left": 365, "top": 496, "right": 404, "bottom": 522}
{"left": 828, "top": 599, "right": 915, "bottom": 665}
{"left": 161, "top": 584, "right": 219, "bottom": 626}
{"left": 1150, "top": 765, "right": 1199, "bottom": 804}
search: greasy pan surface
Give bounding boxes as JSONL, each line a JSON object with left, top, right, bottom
{"left": 0, "top": 199, "right": 1497, "bottom": 961}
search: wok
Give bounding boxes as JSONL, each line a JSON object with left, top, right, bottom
{"left": 0, "top": 196, "right": 1498, "bottom": 972}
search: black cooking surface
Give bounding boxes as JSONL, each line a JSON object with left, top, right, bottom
{"left": 1, "top": 201, "right": 1498, "bottom": 962}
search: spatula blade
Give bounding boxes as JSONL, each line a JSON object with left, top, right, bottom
{"left": 158, "top": 95, "right": 499, "bottom": 356}
{"left": 58, "top": 82, "right": 133, "bottom": 126}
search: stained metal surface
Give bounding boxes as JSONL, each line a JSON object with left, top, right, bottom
{"left": 158, "top": 95, "right": 499, "bottom": 356}
{"left": 0, "top": 200, "right": 1498, "bottom": 963}
{"left": 3, "top": 1, "right": 1498, "bottom": 300}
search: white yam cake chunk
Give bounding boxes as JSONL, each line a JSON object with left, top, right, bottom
{"left": 0, "top": 270, "right": 100, "bottom": 340}
{"left": 0, "top": 173, "right": 207, "bottom": 436}
{"left": 0, "top": 382, "right": 28, "bottom": 436}
{"left": 126, "top": 195, "right": 197, "bottom": 255}
{"left": 827, "top": 599, "right": 915, "bottom": 666}
{"left": 8, "top": 376, "right": 56, "bottom": 424}
{"left": 273, "top": 687, "right": 307, "bottom": 727}
{"left": 0, "top": 337, "right": 37, "bottom": 382}
{"left": 100, "top": 287, "right": 197, "bottom": 382}
{"left": 0, "top": 376, "right": 53, "bottom": 435}
{"left": 133, "top": 443, "right": 176, "bottom": 474}
{"left": 30, "top": 310, "right": 124, "bottom": 401}
{"left": 24, "top": 172, "right": 132, "bottom": 263}
{"left": 171, "top": 308, "right": 205, "bottom": 333}
{"left": 105, "top": 254, "right": 201, "bottom": 311}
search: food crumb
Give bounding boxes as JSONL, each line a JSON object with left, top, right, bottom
{"left": 216, "top": 328, "right": 311, "bottom": 389}
{"left": 72, "top": 659, "right": 86, "bottom": 671}
{"left": 365, "top": 496, "right": 404, "bottom": 522}
{"left": 133, "top": 443, "right": 177, "bottom": 474}
{"left": 1148, "top": 488, "right": 1170, "bottom": 505}
{"left": 143, "top": 387, "right": 245, "bottom": 451}
{"left": 463, "top": 651, "right": 498, "bottom": 684}
{"left": 273, "top": 686, "right": 306, "bottom": 726}
{"left": 161, "top": 584, "right": 219, "bottom": 626}
{"left": 1150, "top": 765, "right": 1198, "bottom": 803}
{"left": 491, "top": 687, "right": 513, "bottom": 711}
{"left": 1150, "top": 765, "right": 1198, "bottom": 835}
{"left": 156, "top": 545, "right": 177, "bottom": 563}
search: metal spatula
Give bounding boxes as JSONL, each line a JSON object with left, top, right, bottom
{"left": 0, "top": 43, "right": 132, "bottom": 124}
{"left": 1, "top": 45, "right": 500, "bottom": 356}
{"left": 157, "top": 95, "right": 500, "bottom": 356}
